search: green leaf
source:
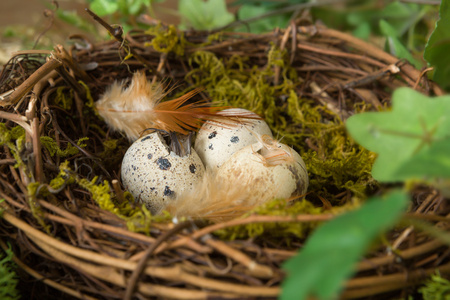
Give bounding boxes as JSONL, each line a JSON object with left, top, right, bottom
{"left": 236, "top": 4, "right": 290, "bottom": 33}
{"left": 424, "top": 0, "right": 450, "bottom": 91}
{"left": 281, "top": 190, "right": 408, "bottom": 300}
{"left": 56, "top": 10, "right": 96, "bottom": 33}
{"left": 179, "top": 0, "right": 235, "bottom": 30}
{"left": 89, "top": 0, "right": 120, "bottom": 16}
{"left": 394, "top": 139, "right": 450, "bottom": 179}
{"left": 352, "top": 22, "right": 371, "bottom": 40}
{"left": 379, "top": 20, "right": 421, "bottom": 69}
{"left": 346, "top": 87, "right": 450, "bottom": 182}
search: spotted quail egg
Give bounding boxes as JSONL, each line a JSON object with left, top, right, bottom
{"left": 121, "top": 132, "right": 205, "bottom": 214}
{"left": 215, "top": 135, "right": 309, "bottom": 205}
{"left": 194, "top": 108, "right": 273, "bottom": 170}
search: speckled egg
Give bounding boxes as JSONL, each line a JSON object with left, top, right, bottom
{"left": 215, "top": 139, "right": 309, "bottom": 205}
{"left": 194, "top": 108, "right": 273, "bottom": 170}
{"left": 121, "top": 132, "right": 205, "bottom": 214}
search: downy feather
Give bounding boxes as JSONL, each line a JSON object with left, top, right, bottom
{"left": 95, "top": 71, "right": 235, "bottom": 140}
{"left": 165, "top": 168, "right": 274, "bottom": 223}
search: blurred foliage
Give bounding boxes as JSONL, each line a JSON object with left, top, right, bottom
{"left": 178, "top": 0, "right": 235, "bottom": 30}
{"left": 0, "top": 243, "right": 20, "bottom": 300}
{"left": 424, "top": 0, "right": 450, "bottom": 91}
{"left": 281, "top": 190, "right": 408, "bottom": 300}
{"left": 346, "top": 88, "right": 450, "bottom": 186}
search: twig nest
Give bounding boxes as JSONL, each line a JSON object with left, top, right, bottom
{"left": 194, "top": 108, "right": 273, "bottom": 170}
{"left": 121, "top": 132, "right": 205, "bottom": 214}
{"left": 216, "top": 135, "right": 309, "bottom": 203}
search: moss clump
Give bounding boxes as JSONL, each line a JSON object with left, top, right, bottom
{"left": 0, "top": 123, "right": 26, "bottom": 169}
{"left": 214, "top": 198, "right": 323, "bottom": 241}
{"left": 419, "top": 272, "right": 450, "bottom": 300}
{"left": 145, "top": 23, "right": 222, "bottom": 56}
{"left": 145, "top": 24, "right": 188, "bottom": 56}
{"left": 53, "top": 161, "right": 160, "bottom": 233}
{"left": 186, "top": 46, "right": 376, "bottom": 203}
{"left": 40, "top": 136, "right": 88, "bottom": 157}
{"left": 53, "top": 86, "right": 73, "bottom": 110}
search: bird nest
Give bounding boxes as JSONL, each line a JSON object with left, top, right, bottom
{"left": 0, "top": 20, "right": 449, "bottom": 299}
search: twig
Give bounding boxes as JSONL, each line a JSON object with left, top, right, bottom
{"left": 204, "top": 237, "right": 274, "bottom": 279}
{"left": 0, "top": 111, "right": 31, "bottom": 134}
{"left": 344, "top": 261, "right": 450, "bottom": 299}
{"left": 2, "top": 55, "right": 62, "bottom": 107}
{"left": 124, "top": 221, "right": 193, "bottom": 300}
{"left": 297, "top": 43, "right": 386, "bottom": 68}
{"left": 300, "top": 26, "right": 444, "bottom": 95}
{"left": 85, "top": 9, "right": 154, "bottom": 70}
{"left": 159, "top": 214, "right": 333, "bottom": 253}
{"left": 0, "top": 239, "right": 98, "bottom": 300}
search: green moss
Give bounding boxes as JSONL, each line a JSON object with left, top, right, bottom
{"left": 214, "top": 198, "right": 323, "bottom": 240}
{"left": 419, "top": 272, "right": 450, "bottom": 300}
{"left": 79, "top": 80, "right": 95, "bottom": 110}
{"left": 50, "top": 161, "right": 157, "bottom": 233}
{"left": 145, "top": 23, "right": 222, "bottom": 56}
{"left": 40, "top": 136, "right": 88, "bottom": 157}
{"left": 145, "top": 24, "right": 188, "bottom": 56}
{"left": 0, "top": 123, "right": 26, "bottom": 169}
{"left": 186, "top": 45, "right": 376, "bottom": 203}
{"left": 27, "top": 183, "right": 51, "bottom": 234}
{"left": 53, "top": 86, "right": 73, "bottom": 110}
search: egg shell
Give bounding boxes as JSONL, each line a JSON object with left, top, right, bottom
{"left": 121, "top": 132, "right": 205, "bottom": 214}
{"left": 215, "top": 142, "right": 309, "bottom": 205}
{"left": 194, "top": 108, "right": 273, "bottom": 170}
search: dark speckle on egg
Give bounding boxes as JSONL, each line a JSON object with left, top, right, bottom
{"left": 141, "top": 135, "right": 152, "bottom": 142}
{"left": 189, "top": 164, "right": 196, "bottom": 173}
{"left": 147, "top": 153, "right": 153, "bottom": 160}
{"left": 230, "top": 136, "right": 240, "bottom": 143}
{"left": 208, "top": 143, "right": 214, "bottom": 150}
{"left": 208, "top": 131, "right": 217, "bottom": 139}
{"left": 156, "top": 157, "right": 171, "bottom": 170}
{"left": 164, "top": 186, "right": 174, "bottom": 196}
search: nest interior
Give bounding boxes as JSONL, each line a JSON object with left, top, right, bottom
{"left": 0, "top": 21, "right": 449, "bottom": 299}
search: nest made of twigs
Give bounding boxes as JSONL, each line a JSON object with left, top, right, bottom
{"left": 0, "top": 22, "right": 449, "bottom": 300}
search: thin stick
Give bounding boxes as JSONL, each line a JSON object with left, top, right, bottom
{"left": 302, "top": 26, "right": 444, "bottom": 95}
{"left": 3, "top": 56, "right": 62, "bottom": 107}
{"left": 159, "top": 214, "right": 333, "bottom": 253}
{"left": 0, "top": 111, "right": 31, "bottom": 134}
{"left": 124, "top": 221, "right": 193, "bottom": 300}
{"left": 0, "top": 239, "right": 98, "bottom": 300}
{"left": 85, "top": 8, "right": 154, "bottom": 70}
{"left": 204, "top": 237, "right": 274, "bottom": 279}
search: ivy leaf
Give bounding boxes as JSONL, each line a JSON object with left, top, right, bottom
{"left": 56, "top": 10, "right": 96, "bottom": 33}
{"left": 379, "top": 20, "right": 421, "bottom": 69}
{"left": 89, "top": 0, "right": 119, "bottom": 16}
{"left": 394, "top": 138, "right": 450, "bottom": 179}
{"left": 281, "top": 190, "right": 408, "bottom": 300}
{"left": 236, "top": 3, "right": 291, "bottom": 33}
{"left": 179, "top": 0, "right": 235, "bottom": 30}
{"left": 346, "top": 87, "right": 450, "bottom": 183}
{"left": 424, "top": 0, "right": 450, "bottom": 91}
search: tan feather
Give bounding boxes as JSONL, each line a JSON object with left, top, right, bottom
{"left": 95, "top": 71, "right": 237, "bottom": 140}
{"left": 164, "top": 169, "right": 279, "bottom": 223}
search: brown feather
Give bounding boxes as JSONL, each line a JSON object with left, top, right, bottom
{"left": 95, "top": 71, "right": 238, "bottom": 140}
